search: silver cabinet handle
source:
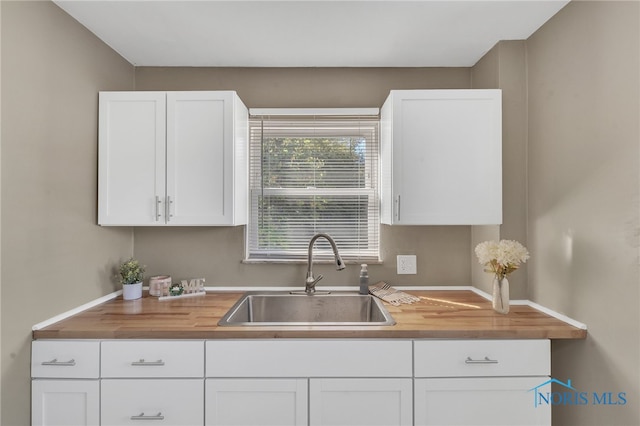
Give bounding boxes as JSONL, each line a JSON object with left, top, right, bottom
{"left": 131, "top": 359, "right": 165, "bottom": 366}
{"left": 41, "top": 358, "right": 76, "bottom": 366}
{"left": 395, "top": 195, "right": 401, "bottom": 221}
{"left": 166, "top": 196, "right": 173, "bottom": 222}
{"left": 465, "top": 356, "right": 499, "bottom": 364}
{"left": 155, "top": 196, "right": 162, "bottom": 221}
{"left": 130, "top": 412, "right": 164, "bottom": 421}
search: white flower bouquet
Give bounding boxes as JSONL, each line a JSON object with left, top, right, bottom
{"left": 474, "top": 240, "right": 529, "bottom": 280}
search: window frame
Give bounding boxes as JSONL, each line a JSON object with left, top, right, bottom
{"left": 245, "top": 110, "right": 381, "bottom": 263}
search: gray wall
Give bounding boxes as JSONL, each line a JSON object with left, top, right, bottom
{"left": 0, "top": 2, "right": 134, "bottom": 424}
{"left": 133, "top": 67, "right": 474, "bottom": 288}
{"left": 1, "top": 1, "right": 638, "bottom": 426}
{"left": 526, "top": 2, "right": 639, "bottom": 425}
{"left": 469, "top": 41, "right": 529, "bottom": 299}
{"left": 0, "top": 1, "right": 3, "bottom": 420}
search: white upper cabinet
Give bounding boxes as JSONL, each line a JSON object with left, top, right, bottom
{"left": 98, "top": 91, "right": 248, "bottom": 226}
{"left": 380, "top": 89, "right": 502, "bottom": 225}
{"left": 98, "top": 92, "right": 166, "bottom": 226}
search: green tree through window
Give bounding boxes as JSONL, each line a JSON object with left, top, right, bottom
{"left": 248, "top": 117, "right": 379, "bottom": 261}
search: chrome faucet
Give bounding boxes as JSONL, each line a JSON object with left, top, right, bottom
{"left": 304, "top": 233, "right": 345, "bottom": 294}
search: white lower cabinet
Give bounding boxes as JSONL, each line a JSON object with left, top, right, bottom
{"left": 206, "top": 378, "right": 308, "bottom": 426}
{"left": 310, "top": 378, "right": 413, "bottom": 426}
{"left": 205, "top": 340, "right": 413, "bottom": 426}
{"left": 414, "top": 340, "right": 551, "bottom": 426}
{"left": 32, "top": 380, "right": 99, "bottom": 426}
{"left": 101, "top": 379, "right": 204, "bottom": 426}
{"left": 415, "top": 377, "right": 550, "bottom": 426}
{"left": 31, "top": 340, "right": 100, "bottom": 426}
{"left": 32, "top": 338, "right": 552, "bottom": 426}
{"left": 100, "top": 340, "right": 205, "bottom": 426}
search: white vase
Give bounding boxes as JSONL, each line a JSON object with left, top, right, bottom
{"left": 123, "top": 282, "right": 143, "bottom": 300}
{"left": 492, "top": 276, "right": 510, "bottom": 314}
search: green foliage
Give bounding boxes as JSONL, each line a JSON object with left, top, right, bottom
{"left": 257, "top": 136, "right": 371, "bottom": 251}
{"left": 118, "top": 258, "right": 145, "bottom": 285}
{"left": 262, "top": 136, "right": 366, "bottom": 188}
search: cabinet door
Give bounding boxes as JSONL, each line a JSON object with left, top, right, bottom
{"left": 381, "top": 90, "right": 502, "bottom": 225}
{"left": 98, "top": 92, "right": 166, "bottom": 225}
{"left": 32, "top": 380, "right": 99, "bottom": 426}
{"left": 310, "top": 378, "right": 412, "bottom": 426}
{"left": 167, "top": 91, "right": 247, "bottom": 225}
{"left": 415, "top": 377, "right": 550, "bottom": 426}
{"left": 206, "top": 378, "right": 308, "bottom": 426}
{"left": 101, "top": 379, "right": 204, "bottom": 426}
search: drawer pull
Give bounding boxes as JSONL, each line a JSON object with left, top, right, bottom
{"left": 465, "top": 356, "right": 498, "bottom": 364}
{"left": 131, "top": 412, "right": 164, "bottom": 421}
{"left": 41, "top": 358, "right": 76, "bottom": 366}
{"left": 131, "top": 359, "right": 165, "bottom": 366}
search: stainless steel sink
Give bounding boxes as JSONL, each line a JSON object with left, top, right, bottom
{"left": 218, "top": 291, "right": 396, "bottom": 326}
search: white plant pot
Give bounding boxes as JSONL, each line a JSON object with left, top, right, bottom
{"left": 123, "top": 282, "right": 143, "bottom": 300}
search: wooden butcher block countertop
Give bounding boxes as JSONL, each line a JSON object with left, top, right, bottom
{"left": 32, "top": 290, "right": 587, "bottom": 340}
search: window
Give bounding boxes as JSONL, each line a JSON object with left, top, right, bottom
{"left": 247, "top": 112, "right": 380, "bottom": 262}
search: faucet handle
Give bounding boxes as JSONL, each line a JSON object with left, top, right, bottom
{"left": 308, "top": 274, "right": 323, "bottom": 285}
{"left": 305, "top": 274, "right": 324, "bottom": 293}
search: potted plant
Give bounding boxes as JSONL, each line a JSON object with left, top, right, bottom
{"left": 118, "top": 257, "right": 145, "bottom": 300}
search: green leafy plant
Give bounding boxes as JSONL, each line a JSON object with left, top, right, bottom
{"left": 118, "top": 258, "right": 145, "bottom": 285}
{"left": 169, "top": 283, "right": 184, "bottom": 296}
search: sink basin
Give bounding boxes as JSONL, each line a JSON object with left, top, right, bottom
{"left": 218, "top": 291, "right": 396, "bottom": 326}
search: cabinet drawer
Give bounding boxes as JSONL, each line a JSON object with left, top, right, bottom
{"left": 207, "top": 340, "right": 412, "bottom": 377}
{"left": 102, "top": 340, "right": 204, "bottom": 378}
{"left": 32, "top": 340, "right": 100, "bottom": 379}
{"left": 414, "top": 339, "right": 550, "bottom": 377}
{"left": 101, "top": 379, "right": 204, "bottom": 426}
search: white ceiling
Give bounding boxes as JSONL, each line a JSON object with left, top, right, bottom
{"left": 53, "top": 0, "right": 570, "bottom": 67}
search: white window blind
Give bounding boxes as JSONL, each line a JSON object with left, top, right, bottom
{"left": 247, "top": 115, "right": 380, "bottom": 261}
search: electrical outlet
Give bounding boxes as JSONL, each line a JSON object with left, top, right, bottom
{"left": 397, "top": 255, "right": 417, "bottom": 275}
